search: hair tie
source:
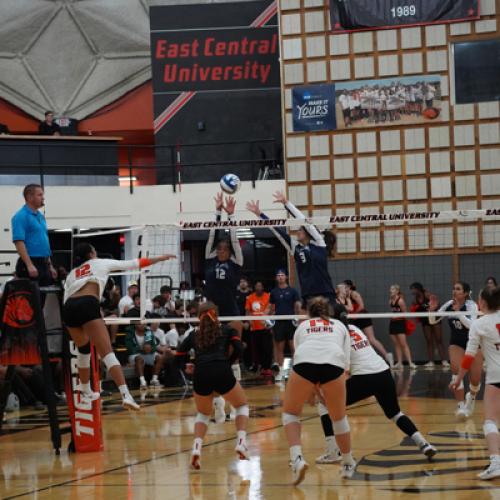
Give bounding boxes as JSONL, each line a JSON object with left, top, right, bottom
{"left": 200, "top": 309, "right": 217, "bottom": 323}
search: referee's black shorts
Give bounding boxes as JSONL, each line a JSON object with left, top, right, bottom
{"left": 273, "top": 320, "right": 295, "bottom": 342}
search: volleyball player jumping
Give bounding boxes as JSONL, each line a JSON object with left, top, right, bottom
{"left": 429, "top": 281, "right": 481, "bottom": 419}
{"left": 62, "top": 243, "right": 176, "bottom": 411}
{"left": 205, "top": 192, "right": 243, "bottom": 422}
{"left": 246, "top": 190, "right": 336, "bottom": 306}
{"left": 451, "top": 286, "right": 500, "bottom": 480}
{"left": 176, "top": 302, "right": 250, "bottom": 470}
{"left": 282, "top": 298, "right": 355, "bottom": 485}
{"left": 316, "top": 308, "right": 436, "bottom": 465}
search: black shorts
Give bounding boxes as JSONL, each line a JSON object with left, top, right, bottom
{"left": 351, "top": 316, "right": 373, "bottom": 330}
{"left": 273, "top": 321, "right": 295, "bottom": 342}
{"left": 302, "top": 293, "right": 337, "bottom": 311}
{"left": 389, "top": 319, "right": 406, "bottom": 335}
{"left": 293, "top": 363, "right": 344, "bottom": 385}
{"left": 346, "top": 369, "right": 400, "bottom": 419}
{"left": 450, "top": 331, "right": 468, "bottom": 350}
{"left": 342, "top": 109, "right": 350, "bottom": 118}
{"left": 193, "top": 361, "right": 237, "bottom": 396}
{"left": 62, "top": 296, "right": 101, "bottom": 327}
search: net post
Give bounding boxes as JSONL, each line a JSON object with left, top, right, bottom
{"left": 140, "top": 226, "right": 149, "bottom": 321}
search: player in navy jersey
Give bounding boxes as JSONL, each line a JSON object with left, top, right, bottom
{"left": 429, "top": 281, "right": 482, "bottom": 419}
{"left": 269, "top": 269, "right": 301, "bottom": 381}
{"left": 205, "top": 192, "right": 243, "bottom": 330}
{"left": 205, "top": 192, "right": 243, "bottom": 422}
{"left": 246, "top": 191, "right": 336, "bottom": 307}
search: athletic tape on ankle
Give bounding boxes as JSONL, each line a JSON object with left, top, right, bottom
{"left": 195, "top": 413, "right": 210, "bottom": 425}
{"left": 333, "top": 416, "right": 350, "bottom": 435}
{"left": 282, "top": 412, "right": 300, "bottom": 426}
{"left": 77, "top": 352, "right": 91, "bottom": 369}
{"left": 483, "top": 420, "right": 499, "bottom": 436}
{"left": 102, "top": 352, "right": 120, "bottom": 371}
{"left": 317, "top": 401, "right": 329, "bottom": 417}
{"left": 235, "top": 405, "right": 249, "bottom": 417}
{"left": 451, "top": 374, "right": 464, "bottom": 391}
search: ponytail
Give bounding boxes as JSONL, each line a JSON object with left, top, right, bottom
{"left": 332, "top": 303, "right": 349, "bottom": 327}
{"left": 196, "top": 302, "right": 222, "bottom": 350}
{"left": 73, "top": 243, "right": 94, "bottom": 268}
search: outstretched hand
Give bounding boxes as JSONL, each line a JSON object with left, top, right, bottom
{"left": 224, "top": 195, "right": 236, "bottom": 215}
{"left": 273, "top": 190, "right": 287, "bottom": 204}
{"left": 214, "top": 191, "right": 224, "bottom": 210}
{"left": 160, "top": 254, "right": 177, "bottom": 261}
{"left": 246, "top": 199, "right": 261, "bottom": 216}
{"left": 428, "top": 293, "right": 439, "bottom": 311}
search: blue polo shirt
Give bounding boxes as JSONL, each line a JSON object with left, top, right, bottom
{"left": 11, "top": 205, "right": 51, "bottom": 257}
{"left": 270, "top": 285, "right": 300, "bottom": 315}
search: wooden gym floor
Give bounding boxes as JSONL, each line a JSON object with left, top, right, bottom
{"left": 0, "top": 368, "right": 498, "bottom": 499}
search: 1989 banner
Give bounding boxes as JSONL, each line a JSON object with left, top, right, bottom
{"left": 329, "top": 0, "right": 479, "bottom": 32}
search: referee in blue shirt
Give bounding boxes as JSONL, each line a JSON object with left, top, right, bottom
{"left": 11, "top": 184, "right": 56, "bottom": 286}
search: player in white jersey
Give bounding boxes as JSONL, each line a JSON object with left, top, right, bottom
{"left": 282, "top": 298, "right": 355, "bottom": 485}
{"left": 62, "top": 243, "right": 175, "bottom": 411}
{"left": 451, "top": 286, "right": 500, "bottom": 480}
{"left": 316, "top": 313, "right": 437, "bottom": 464}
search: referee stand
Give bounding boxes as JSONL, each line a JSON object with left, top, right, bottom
{"left": 0, "top": 279, "right": 63, "bottom": 453}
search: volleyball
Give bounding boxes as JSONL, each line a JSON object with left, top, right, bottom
{"left": 220, "top": 173, "right": 241, "bottom": 194}
{"left": 423, "top": 107, "right": 440, "bottom": 120}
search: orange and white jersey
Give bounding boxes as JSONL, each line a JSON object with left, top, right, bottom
{"left": 347, "top": 324, "right": 388, "bottom": 376}
{"left": 465, "top": 311, "right": 500, "bottom": 384}
{"left": 293, "top": 318, "right": 350, "bottom": 370}
{"left": 64, "top": 258, "right": 146, "bottom": 303}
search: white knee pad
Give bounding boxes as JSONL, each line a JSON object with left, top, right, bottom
{"left": 483, "top": 420, "right": 499, "bottom": 437}
{"left": 235, "top": 405, "right": 249, "bottom": 418}
{"left": 333, "top": 416, "right": 350, "bottom": 435}
{"left": 77, "top": 353, "right": 91, "bottom": 369}
{"left": 195, "top": 413, "right": 211, "bottom": 425}
{"left": 451, "top": 374, "right": 464, "bottom": 391}
{"left": 391, "top": 411, "right": 404, "bottom": 423}
{"left": 102, "top": 352, "right": 120, "bottom": 371}
{"left": 317, "top": 401, "right": 329, "bottom": 417}
{"left": 282, "top": 412, "right": 300, "bottom": 426}
{"left": 470, "top": 383, "right": 481, "bottom": 394}
{"left": 232, "top": 363, "right": 241, "bottom": 381}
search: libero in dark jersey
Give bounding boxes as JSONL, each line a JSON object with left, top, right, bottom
{"left": 175, "top": 302, "right": 250, "bottom": 471}
{"left": 246, "top": 190, "right": 335, "bottom": 306}
{"left": 204, "top": 193, "right": 243, "bottom": 321}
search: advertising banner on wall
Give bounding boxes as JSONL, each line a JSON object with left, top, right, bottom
{"left": 329, "top": 0, "right": 479, "bottom": 32}
{"left": 334, "top": 75, "right": 442, "bottom": 130}
{"left": 292, "top": 84, "right": 336, "bottom": 132}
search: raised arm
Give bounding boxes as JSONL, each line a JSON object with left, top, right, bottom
{"left": 459, "top": 300, "right": 478, "bottom": 329}
{"left": 224, "top": 196, "right": 243, "bottom": 266}
{"left": 428, "top": 298, "right": 452, "bottom": 325}
{"left": 105, "top": 255, "right": 176, "bottom": 273}
{"left": 246, "top": 199, "right": 293, "bottom": 255}
{"left": 274, "top": 190, "right": 326, "bottom": 248}
{"left": 205, "top": 192, "right": 224, "bottom": 259}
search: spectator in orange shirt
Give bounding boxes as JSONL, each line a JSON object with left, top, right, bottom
{"left": 245, "top": 281, "right": 273, "bottom": 377}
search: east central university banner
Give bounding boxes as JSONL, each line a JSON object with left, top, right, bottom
{"left": 150, "top": 1, "right": 280, "bottom": 184}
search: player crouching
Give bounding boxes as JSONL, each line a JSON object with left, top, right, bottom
{"left": 176, "top": 302, "right": 250, "bottom": 470}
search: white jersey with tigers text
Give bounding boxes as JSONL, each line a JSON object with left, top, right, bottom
{"left": 347, "top": 324, "right": 388, "bottom": 376}
{"left": 293, "top": 318, "right": 350, "bottom": 370}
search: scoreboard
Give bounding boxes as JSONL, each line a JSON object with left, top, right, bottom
{"left": 330, "top": 0, "right": 479, "bottom": 32}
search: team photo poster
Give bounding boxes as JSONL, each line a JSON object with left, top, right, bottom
{"left": 335, "top": 74, "right": 442, "bottom": 130}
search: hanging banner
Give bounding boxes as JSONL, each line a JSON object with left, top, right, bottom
{"left": 329, "top": 0, "right": 479, "bottom": 32}
{"left": 292, "top": 84, "right": 337, "bottom": 132}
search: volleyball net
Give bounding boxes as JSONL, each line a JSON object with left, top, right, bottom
{"left": 72, "top": 206, "right": 499, "bottom": 325}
